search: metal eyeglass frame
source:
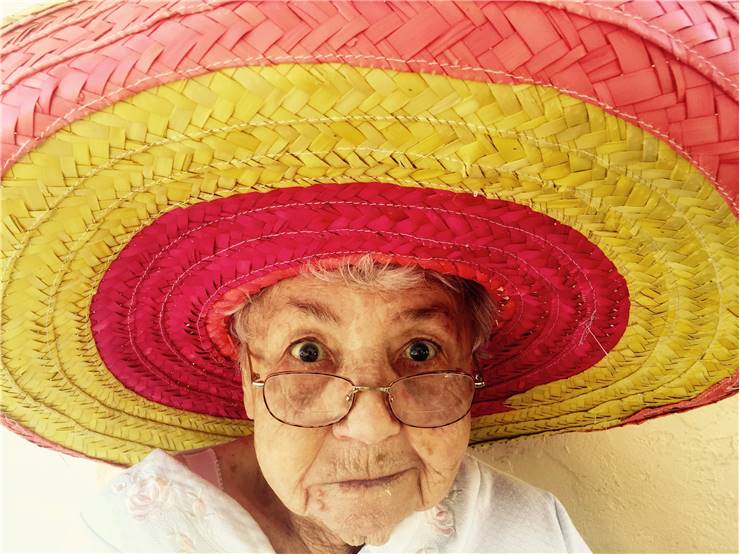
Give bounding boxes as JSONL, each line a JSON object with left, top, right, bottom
{"left": 245, "top": 344, "right": 486, "bottom": 428}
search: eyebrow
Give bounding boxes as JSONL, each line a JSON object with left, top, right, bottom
{"left": 398, "top": 304, "right": 456, "bottom": 325}
{"left": 285, "top": 299, "right": 342, "bottom": 324}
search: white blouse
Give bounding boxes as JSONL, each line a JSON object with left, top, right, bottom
{"left": 79, "top": 449, "right": 590, "bottom": 553}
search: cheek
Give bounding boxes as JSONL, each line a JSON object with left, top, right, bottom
{"left": 407, "top": 417, "right": 470, "bottom": 504}
{"left": 253, "top": 402, "right": 329, "bottom": 514}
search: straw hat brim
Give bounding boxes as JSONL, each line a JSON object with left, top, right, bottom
{"left": 1, "top": 1, "right": 736, "bottom": 465}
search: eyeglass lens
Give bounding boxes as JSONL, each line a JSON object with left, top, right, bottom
{"left": 262, "top": 372, "right": 476, "bottom": 428}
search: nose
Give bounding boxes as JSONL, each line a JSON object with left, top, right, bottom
{"left": 332, "top": 387, "right": 401, "bottom": 444}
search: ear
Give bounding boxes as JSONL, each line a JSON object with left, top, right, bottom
{"left": 239, "top": 353, "right": 256, "bottom": 420}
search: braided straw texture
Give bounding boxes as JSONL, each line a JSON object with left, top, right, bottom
{"left": 2, "top": 63, "right": 736, "bottom": 464}
{"left": 1, "top": 1, "right": 737, "bottom": 464}
{"left": 1, "top": 1, "right": 737, "bottom": 207}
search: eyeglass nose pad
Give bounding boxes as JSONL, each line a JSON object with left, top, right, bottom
{"left": 343, "top": 388, "right": 392, "bottom": 410}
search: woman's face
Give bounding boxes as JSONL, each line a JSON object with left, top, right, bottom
{"left": 240, "top": 273, "right": 475, "bottom": 547}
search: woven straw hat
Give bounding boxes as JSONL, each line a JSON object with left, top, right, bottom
{"left": 1, "top": 0, "right": 737, "bottom": 466}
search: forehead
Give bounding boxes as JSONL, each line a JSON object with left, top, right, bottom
{"left": 250, "top": 272, "right": 464, "bottom": 325}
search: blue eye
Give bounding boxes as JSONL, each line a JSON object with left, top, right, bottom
{"left": 290, "top": 341, "right": 324, "bottom": 363}
{"left": 404, "top": 340, "right": 438, "bottom": 362}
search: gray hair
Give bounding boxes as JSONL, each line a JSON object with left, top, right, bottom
{"left": 228, "top": 254, "right": 496, "bottom": 365}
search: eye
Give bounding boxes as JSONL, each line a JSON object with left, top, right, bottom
{"left": 404, "top": 340, "right": 439, "bottom": 362}
{"left": 289, "top": 340, "right": 325, "bottom": 363}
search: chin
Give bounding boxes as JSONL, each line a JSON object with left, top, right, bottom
{"left": 307, "top": 493, "right": 415, "bottom": 547}
{"left": 326, "top": 511, "right": 400, "bottom": 547}
{"left": 337, "top": 527, "right": 394, "bottom": 547}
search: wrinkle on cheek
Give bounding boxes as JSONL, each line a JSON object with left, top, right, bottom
{"left": 307, "top": 484, "right": 328, "bottom": 514}
{"left": 407, "top": 422, "right": 469, "bottom": 508}
{"left": 254, "top": 412, "right": 327, "bottom": 517}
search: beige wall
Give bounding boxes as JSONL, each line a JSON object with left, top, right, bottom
{"left": 471, "top": 397, "right": 739, "bottom": 553}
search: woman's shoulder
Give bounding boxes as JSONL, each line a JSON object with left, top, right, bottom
{"left": 454, "top": 453, "right": 591, "bottom": 553}
{"left": 79, "top": 446, "right": 274, "bottom": 552}
{"left": 461, "top": 453, "right": 559, "bottom": 508}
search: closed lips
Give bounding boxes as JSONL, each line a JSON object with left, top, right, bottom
{"left": 336, "top": 470, "right": 408, "bottom": 488}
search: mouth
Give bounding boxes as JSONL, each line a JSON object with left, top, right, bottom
{"left": 336, "top": 470, "right": 408, "bottom": 490}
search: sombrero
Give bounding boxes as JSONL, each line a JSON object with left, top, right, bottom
{"left": 1, "top": 0, "right": 737, "bottom": 467}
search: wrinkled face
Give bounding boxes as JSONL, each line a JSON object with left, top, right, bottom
{"left": 240, "top": 273, "right": 475, "bottom": 547}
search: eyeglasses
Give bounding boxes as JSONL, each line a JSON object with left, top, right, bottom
{"left": 248, "top": 350, "right": 485, "bottom": 428}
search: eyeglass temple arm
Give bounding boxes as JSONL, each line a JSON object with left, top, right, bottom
{"left": 244, "top": 343, "right": 265, "bottom": 387}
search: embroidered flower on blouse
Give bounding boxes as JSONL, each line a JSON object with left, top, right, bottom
{"left": 431, "top": 505, "right": 455, "bottom": 537}
{"left": 445, "top": 486, "right": 463, "bottom": 505}
{"left": 111, "top": 474, "right": 132, "bottom": 494}
{"left": 181, "top": 488, "right": 212, "bottom": 521}
{"left": 424, "top": 484, "right": 462, "bottom": 542}
{"left": 125, "top": 472, "right": 171, "bottom": 521}
{"left": 191, "top": 496, "right": 207, "bottom": 519}
{"left": 172, "top": 531, "right": 196, "bottom": 552}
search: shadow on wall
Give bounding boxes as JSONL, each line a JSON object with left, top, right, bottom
{"left": 470, "top": 396, "right": 738, "bottom": 554}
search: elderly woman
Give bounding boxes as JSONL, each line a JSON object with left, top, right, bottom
{"left": 228, "top": 256, "right": 491, "bottom": 551}
{"left": 78, "top": 254, "right": 589, "bottom": 553}
{"left": 2, "top": 0, "right": 736, "bottom": 553}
